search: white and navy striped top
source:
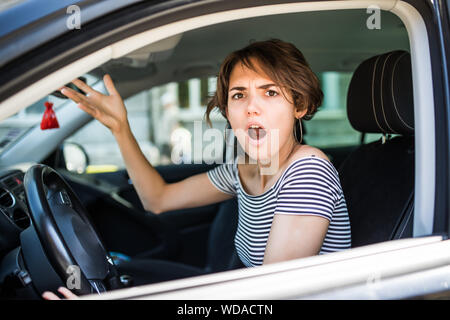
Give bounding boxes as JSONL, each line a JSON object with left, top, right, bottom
{"left": 207, "top": 155, "right": 352, "bottom": 267}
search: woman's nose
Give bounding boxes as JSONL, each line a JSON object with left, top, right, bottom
{"left": 246, "top": 94, "right": 261, "bottom": 116}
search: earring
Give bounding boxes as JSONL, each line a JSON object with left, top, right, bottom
{"left": 224, "top": 121, "right": 230, "bottom": 143}
{"left": 294, "top": 118, "right": 303, "bottom": 144}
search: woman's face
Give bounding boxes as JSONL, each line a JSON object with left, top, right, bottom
{"left": 226, "top": 59, "right": 304, "bottom": 165}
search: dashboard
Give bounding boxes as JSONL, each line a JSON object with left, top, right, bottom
{"left": 0, "top": 169, "right": 31, "bottom": 259}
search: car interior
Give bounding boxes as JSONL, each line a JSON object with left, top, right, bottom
{"left": 0, "top": 6, "right": 424, "bottom": 299}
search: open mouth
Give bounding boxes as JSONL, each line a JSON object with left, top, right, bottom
{"left": 247, "top": 125, "right": 267, "bottom": 140}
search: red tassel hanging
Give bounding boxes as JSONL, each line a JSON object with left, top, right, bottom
{"left": 40, "top": 101, "right": 60, "bottom": 130}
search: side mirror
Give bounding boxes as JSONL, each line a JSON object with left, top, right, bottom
{"left": 61, "top": 142, "right": 89, "bottom": 174}
{"left": 51, "top": 76, "right": 87, "bottom": 99}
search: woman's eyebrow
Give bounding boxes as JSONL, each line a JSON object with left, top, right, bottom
{"left": 258, "top": 83, "right": 277, "bottom": 89}
{"left": 229, "top": 86, "right": 246, "bottom": 92}
{"left": 229, "top": 83, "right": 277, "bottom": 91}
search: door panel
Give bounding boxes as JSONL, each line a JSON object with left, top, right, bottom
{"left": 62, "top": 162, "right": 221, "bottom": 267}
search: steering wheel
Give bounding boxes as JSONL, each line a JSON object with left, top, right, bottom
{"left": 22, "top": 164, "right": 121, "bottom": 296}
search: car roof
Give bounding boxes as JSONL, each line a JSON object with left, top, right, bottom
{"left": 0, "top": 0, "right": 83, "bottom": 38}
{"left": 0, "top": 0, "right": 144, "bottom": 68}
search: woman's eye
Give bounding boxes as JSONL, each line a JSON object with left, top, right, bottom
{"left": 265, "top": 90, "right": 278, "bottom": 97}
{"left": 232, "top": 93, "right": 244, "bottom": 100}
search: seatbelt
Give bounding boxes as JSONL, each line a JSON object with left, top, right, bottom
{"left": 390, "top": 191, "right": 414, "bottom": 240}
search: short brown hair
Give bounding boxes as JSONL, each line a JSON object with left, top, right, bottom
{"left": 205, "top": 39, "right": 323, "bottom": 130}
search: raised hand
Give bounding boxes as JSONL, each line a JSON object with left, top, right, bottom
{"left": 60, "top": 74, "right": 129, "bottom": 135}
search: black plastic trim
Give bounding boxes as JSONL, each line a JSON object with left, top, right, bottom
{"left": 432, "top": 0, "right": 450, "bottom": 237}
{"left": 398, "top": 0, "right": 450, "bottom": 237}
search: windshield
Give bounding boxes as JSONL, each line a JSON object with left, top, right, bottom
{"left": 0, "top": 95, "right": 67, "bottom": 153}
{"left": 0, "top": 74, "right": 97, "bottom": 154}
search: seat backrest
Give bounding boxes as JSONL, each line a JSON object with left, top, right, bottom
{"left": 204, "top": 198, "right": 242, "bottom": 272}
{"left": 338, "top": 50, "right": 415, "bottom": 248}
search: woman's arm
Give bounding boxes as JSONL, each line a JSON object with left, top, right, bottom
{"left": 262, "top": 156, "right": 339, "bottom": 265}
{"left": 263, "top": 215, "right": 329, "bottom": 264}
{"left": 61, "top": 75, "right": 233, "bottom": 214}
{"left": 112, "top": 123, "right": 233, "bottom": 213}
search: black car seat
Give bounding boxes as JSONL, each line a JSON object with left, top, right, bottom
{"left": 338, "top": 50, "right": 415, "bottom": 248}
{"left": 204, "top": 197, "right": 241, "bottom": 272}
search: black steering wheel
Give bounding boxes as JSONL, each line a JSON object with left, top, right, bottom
{"left": 22, "top": 164, "right": 121, "bottom": 296}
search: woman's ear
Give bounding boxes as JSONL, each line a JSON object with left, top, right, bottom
{"left": 295, "top": 106, "right": 308, "bottom": 119}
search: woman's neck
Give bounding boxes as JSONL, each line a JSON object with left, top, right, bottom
{"left": 256, "top": 137, "right": 299, "bottom": 188}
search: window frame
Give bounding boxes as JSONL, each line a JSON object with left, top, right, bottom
{"left": 0, "top": 0, "right": 442, "bottom": 239}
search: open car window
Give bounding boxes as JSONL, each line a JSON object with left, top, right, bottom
{"left": 64, "top": 76, "right": 226, "bottom": 172}
{"left": 60, "top": 8, "right": 409, "bottom": 174}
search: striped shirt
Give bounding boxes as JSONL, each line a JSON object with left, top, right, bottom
{"left": 207, "top": 155, "right": 352, "bottom": 267}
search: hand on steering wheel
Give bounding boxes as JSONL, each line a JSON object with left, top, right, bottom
{"left": 42, "top": 287, "right": 79, "bottom": 300}
{"left": 23, "top": 164, "right": 122, "bottom": 297}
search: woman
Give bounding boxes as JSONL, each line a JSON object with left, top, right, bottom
{"left": 43, "top": 39, "right": 351, "bottom": 299}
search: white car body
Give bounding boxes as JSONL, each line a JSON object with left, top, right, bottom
{"left": 0, "top": 0, "right": 449, "bottom": 300}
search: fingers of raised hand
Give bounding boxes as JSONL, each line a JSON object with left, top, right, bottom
{"left": 72, "top": 79, "right": 98, "bottom": 96}
{"left": 76, "top": 102, "right": 98, "bottom": 118}
{"left": 60, "top": 86, "right": 88, "bottom": 104}
{"left": 103, "top": 74, "right": 119, "bottom": 96}
{"left": 61, "top": 87, "right": 98, "bottom": 116}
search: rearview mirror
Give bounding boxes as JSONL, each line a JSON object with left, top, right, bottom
{"left": 51, "top": 76, "right": 87, "bottom": 99}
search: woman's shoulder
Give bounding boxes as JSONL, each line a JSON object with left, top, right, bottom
{"left": 283, "top": 144, "right": 341, "bottom": 189}
{"left": 289, "top": 144, "right": 330, "bottom": 164}
{"left": 282, "top": 144, "right": 338, "bottom": 180}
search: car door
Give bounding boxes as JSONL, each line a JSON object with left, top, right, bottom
{"left": 1, "top": 0, "right": 449, "bottom": 300}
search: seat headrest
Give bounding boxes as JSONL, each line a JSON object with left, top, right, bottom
{"left": 347, "top": 50, "right": 414, "bottom": 135}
